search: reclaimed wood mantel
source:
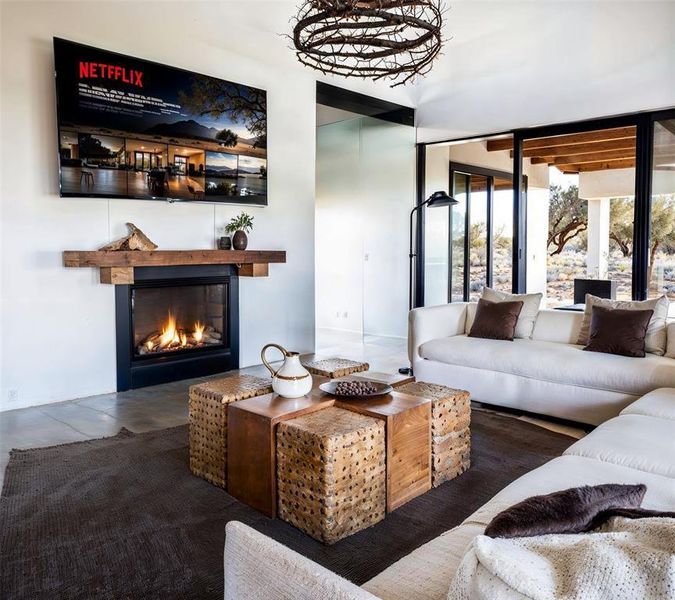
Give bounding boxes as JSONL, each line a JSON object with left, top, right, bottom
{"left": 63, "top": 250, "right": 286, "bottom": 284}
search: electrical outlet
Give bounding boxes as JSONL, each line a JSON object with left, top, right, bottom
{"left": 7, "top": 389, "right": 18, "bottom": 403}
{"left": 342, "top": 311, "right": 348, "bottom": 318}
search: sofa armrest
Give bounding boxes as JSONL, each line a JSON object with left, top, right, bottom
{"left": 408, "top": 303, "right": 468, "bottom": 363}
{"left": 224, "top": 521, "right": 381, "bottom": 600}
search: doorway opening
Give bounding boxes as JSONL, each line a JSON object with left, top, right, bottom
{"left": 314, "top": 83, "right": 414, "bottom": 360}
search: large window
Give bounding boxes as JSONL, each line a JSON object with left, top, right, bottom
{"left": 514, "top": 127, "right": 636, "bottom": 307}
{"left": 416, "top": 109, "right": 675, "bottom": 309}
{"left": 423, "top": 156, "right": 517, "bottom": 303}
{"left": 649, "top": 118, "right": 675, "bottom": 301}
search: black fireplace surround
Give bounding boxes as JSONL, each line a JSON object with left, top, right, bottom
{"left": 115, "top": 265, "right": 239, "bottom": 390}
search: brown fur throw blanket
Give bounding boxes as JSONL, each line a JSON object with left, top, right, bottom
{"left": 484, "top": 484, "right": 675, "bottom": 538}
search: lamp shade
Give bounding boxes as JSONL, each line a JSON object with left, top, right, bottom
{"left": 426, "top": 190, "right": 458, "bottom": 207}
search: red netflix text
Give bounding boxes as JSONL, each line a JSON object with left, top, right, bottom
{"left": 78, "top": 61, "right": 144, "bottom": 88}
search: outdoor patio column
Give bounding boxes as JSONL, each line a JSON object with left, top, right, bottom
{"left": 586, "top": 197, "right": 610, "bottom": 279}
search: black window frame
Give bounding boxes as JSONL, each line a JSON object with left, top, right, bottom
{"left": 413, "top": 105, "right": 675, "bottom": 307}
{"left": 448, "top": 162, "right": 526, "bottom": 300}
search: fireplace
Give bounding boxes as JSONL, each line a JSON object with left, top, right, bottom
{"left": 115, "top": 265, "right": 239, "bottom": 390}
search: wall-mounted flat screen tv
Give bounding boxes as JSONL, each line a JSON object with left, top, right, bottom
{"left": 54, "top": 38, "right": 267, "bottom": 205}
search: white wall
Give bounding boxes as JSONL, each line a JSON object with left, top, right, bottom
{"left": 315, "top": 117, "right": 414, "bottom": 338}
{"left": 0, "top": 2, "right": 309, "bottom": 410}
{"left": 315, "top": 119, "right": 364, "bottom": 334}
{"left": 414, "top": 1, "right": 675, "bottom": 142}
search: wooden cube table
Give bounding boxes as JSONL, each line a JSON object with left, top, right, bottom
{"left": 396, "top": 382, "right": 470, "bottom": 487}
{"left": 276, "top": 407, "right": 386, "bottom": 544}
{"left": 188, "top": 374, "right": 272, "bottom": 488}
{"left": 335, "top": 391, "right": 432, "bottom": 512}
{"left": 227, "top": 392, "right": 334, "bottom": 517}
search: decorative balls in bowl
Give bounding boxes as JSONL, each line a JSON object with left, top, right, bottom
{"left": 319, "top": 379, "right": 393, "bottom": 398}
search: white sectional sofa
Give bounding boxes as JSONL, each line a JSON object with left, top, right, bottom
{"left": 223, "top": 388, "right": 675, "bottom": 600}
{"left": 409, "top": 302, "right": 675, "bottom": 425}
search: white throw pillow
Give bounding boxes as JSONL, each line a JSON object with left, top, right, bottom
{"left": 666, "top": 323, "right": 675, "bottom": 359}
{"left": 576, "top": 294, "right": 669, "bottom": 356}
{"left": 481, "top": 287, "right": 542, "bottom": 339}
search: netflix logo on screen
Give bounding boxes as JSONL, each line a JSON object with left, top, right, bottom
{"left": 79, "top": 61, "right": 144, "bottom": 87}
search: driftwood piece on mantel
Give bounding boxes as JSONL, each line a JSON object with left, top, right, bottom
{"left": 98, "top": 223, "right": 158, "bottom": 252}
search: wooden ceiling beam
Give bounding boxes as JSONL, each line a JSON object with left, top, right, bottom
{"left": 554, "top": 158, "right": 636, "bottom": 173}
{"left": 485, "top": 137, "right": 515, "bottom": 152}
{"left": 487, "top": 126, "right": 637, "bottom": 152}
{"left": 469, "top": 180, "right": 513, "bottom": 193}
{"left": 551, "top": 149, "right": 636, "bottom": 166}
{"left": 523, "top": 138, "right": 636, "bottom": 160}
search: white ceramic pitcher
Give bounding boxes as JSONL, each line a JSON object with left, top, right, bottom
{"left": 261, "top": 343, "right": 313, "bottom": 398}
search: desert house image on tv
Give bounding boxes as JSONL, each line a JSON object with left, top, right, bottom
{"left": 54, "top": 38, "right": 267, "bottom": 205}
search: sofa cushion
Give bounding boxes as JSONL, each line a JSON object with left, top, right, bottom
{"left": 666, "top": 323, "right": 675, "bottom": 359}
{"left": 620, "top": 388, "right": 675, "bottom": 420}
{"left": 418, "top": 335, "right": 675, "bottom": 397}
{"left": 577, "top": 294, "right": 669, "bottom": 355}
{"left": 563, "top": 414, "right": 675, "bottom": 478}
{"left": 532, "top": 309, "right": 584, "bottom": 344}
{"left": 481, "top": 287, "right": 542, "bottom": 339}
{"left": 466, "top": 455, "right": 675, "bottom": 528}
{"left": 362, "top": 523, "right": 484, "bottom": 600}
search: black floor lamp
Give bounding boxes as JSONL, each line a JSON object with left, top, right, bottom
{"left": 399, "top": 191, "right": 458, "bottom": 376}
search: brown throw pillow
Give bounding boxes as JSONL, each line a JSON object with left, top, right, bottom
{"left": 583, "top": 306, "right": 654, "bottom": 358}
{"left": 484, "top": 484, "right": 646, "bottom": 539}
{"left": 468, "top": 298, "right": 523, "bottom": 341}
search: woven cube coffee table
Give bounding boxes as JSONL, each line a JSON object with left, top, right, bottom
{"left": 396, "top": 382, "right": 471, "bottom": 487}
{"left": 277, "top": 407, "right": 386, "bottom": 544}
{"left": 188, "top": 374, "right": 272, "bottom": 488}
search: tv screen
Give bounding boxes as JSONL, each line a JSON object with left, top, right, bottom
{"left": 54, "top": 38, "right": 267, "bottom": 205}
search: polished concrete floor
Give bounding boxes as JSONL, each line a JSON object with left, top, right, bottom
{"left": 0, "top": 329, "right": 408, "bottom": 488}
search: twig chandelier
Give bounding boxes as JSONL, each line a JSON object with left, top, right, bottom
{"left": 292, "top": 0, "right": 445, "bottom": 87}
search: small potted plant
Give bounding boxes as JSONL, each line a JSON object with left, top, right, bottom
{"left": 225, "top": 212, "right": 254, "bottom": 251}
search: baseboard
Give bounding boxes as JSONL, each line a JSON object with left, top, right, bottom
{"left": 363, "top": 331, "right": 406, "bottom": 340}
{"left": 317, "top": 327, "right": 405, "bottom": 341}
{"left": 316, "top": 326, "right": 364, "bottom": 335}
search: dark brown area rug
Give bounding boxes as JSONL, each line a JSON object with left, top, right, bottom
{"left": 0, "top": 409, "right": 574, "bottom": 600}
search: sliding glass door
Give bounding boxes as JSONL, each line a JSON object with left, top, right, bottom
{"left": 447, "top": 164, "right": 517, "bottom": 302}
{"left": 649, "top": 116, "right": 675, "bottom": 302}
{"left": 449, "top": 173, "right": 467, "bottom": 301}
{"left": 492, "top": 177, "right": 515, "bottom": 293}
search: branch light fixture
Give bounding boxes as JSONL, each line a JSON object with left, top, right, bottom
{"left": 291, "top": 0, "right": 445, "bottom": 87}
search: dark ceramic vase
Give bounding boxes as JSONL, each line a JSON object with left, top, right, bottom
{"left": 218, "top": 236, "right": 232, "bottom": 250}
{"left": 232, "top": 230, "right": 248, "bottom": 251}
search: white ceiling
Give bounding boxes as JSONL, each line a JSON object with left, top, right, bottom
{"left": 409, "top": 1, "right": 675, "bottom": 141}
{"left": 77, "top": 1, "right": 675, "bottom": 142}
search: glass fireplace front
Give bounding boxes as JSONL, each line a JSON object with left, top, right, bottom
{"left": 132, "top": 282, "right": 228, "bottom": 357}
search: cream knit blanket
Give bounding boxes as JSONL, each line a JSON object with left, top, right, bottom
{"left": 448, "top": 517, "right": 675, "bottom": 600}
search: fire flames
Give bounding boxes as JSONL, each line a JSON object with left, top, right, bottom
{"left": 137, "top": 312, "right": 222, "bottom": 355}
